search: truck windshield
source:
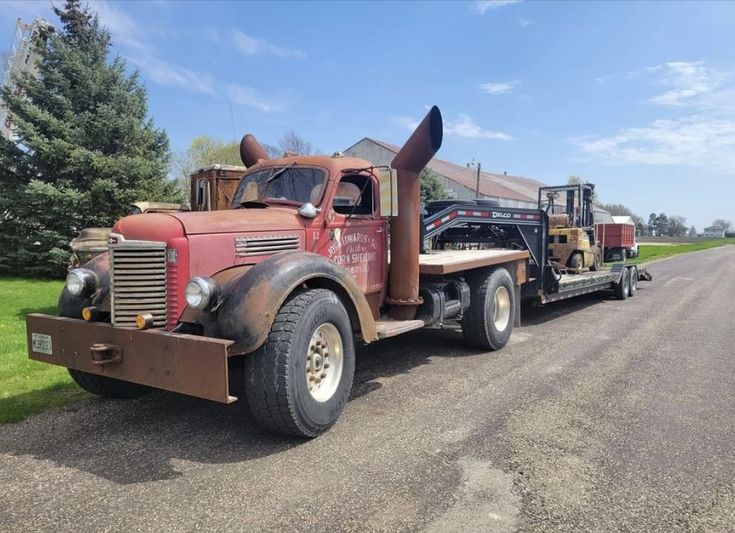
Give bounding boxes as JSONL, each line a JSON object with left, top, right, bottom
{"left": 232, "top": 166, "right": 326, "bottom": 208}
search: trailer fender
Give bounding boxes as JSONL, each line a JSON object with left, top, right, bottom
{"left": 213, "top": 251, "right": 378, "bottom": 354}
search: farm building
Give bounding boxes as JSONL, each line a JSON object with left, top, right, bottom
{"left": 344, "top": 137, "right": 545, "bottom": 208}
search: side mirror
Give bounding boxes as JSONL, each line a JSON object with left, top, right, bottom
{"left": 297, "top": 202, "right": 320, "bottom": 219}
{"left": 378, "top": 167, "right": 398, "bottom": 217}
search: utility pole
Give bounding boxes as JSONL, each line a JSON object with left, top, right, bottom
{"left": 466, "top": 159, "right": 481, "bottom": 199}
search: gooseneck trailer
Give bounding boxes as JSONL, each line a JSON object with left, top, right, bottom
{"left": 27, "top": 106, "right": 650, "bottom": 437}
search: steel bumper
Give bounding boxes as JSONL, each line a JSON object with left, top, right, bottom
{"left": 26, "top": 314, "right": 236, "bottom": 403}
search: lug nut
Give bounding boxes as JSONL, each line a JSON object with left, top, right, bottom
{"left": 309, "top": 375, "right": 315, "bottom": 381}
{"left": 324, "top": 362, "right": 330, "bottom": 369}
{"left": 321, "top": 372, "right": 327, "bottom": 378}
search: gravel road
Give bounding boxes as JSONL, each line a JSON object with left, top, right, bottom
{"left": 2, "top": 246, "right": 734, "bottom": 532}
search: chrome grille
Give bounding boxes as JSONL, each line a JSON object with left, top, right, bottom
{"left": 110, "top": 242, "right": 167, "bottom": 328}
{"left": 235, "top": 235, "right": 299, "bottom": 257}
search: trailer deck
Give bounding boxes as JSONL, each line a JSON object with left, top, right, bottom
{"left": 542, "top": 268, "right": 624, "bottom": 303}
{"left": 417, "top": 249, "right": 529, "bottom": 275}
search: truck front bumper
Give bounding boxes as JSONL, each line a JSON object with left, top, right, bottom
{"left": 26, "top": 314, "right": 236, "bottom": 403}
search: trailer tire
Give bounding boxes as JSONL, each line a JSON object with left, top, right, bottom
{"left": 244, "top": 288, "right": 355, "bottom": 437}
{"left": 615, "top": 268, "right": 630, "bottom": 300}
{"left": 628, "top": 267, "right": 638, "bottom": 296}
{"left": 462, "top": 267, "right": 515, "bottom": 351}
{"left": 68, "top": 369, "right": 151, "bottom": 398}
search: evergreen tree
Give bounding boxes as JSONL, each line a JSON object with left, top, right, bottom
{"left": 0, "top": 0, "right": 179, "bottom": 277}
{"left": 419, "top": 167, "right": 447, "bottom": 204}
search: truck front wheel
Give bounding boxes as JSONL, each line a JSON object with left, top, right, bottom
{"left": 245, "top": 288, "right": 355, "bottom": 437}
{"left": 68, "top": 369, "right": 151, "bottom": 398}
{"left": 462, "top": 267, "right": 515, "bottom": 351}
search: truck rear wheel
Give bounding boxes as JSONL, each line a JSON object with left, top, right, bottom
{"left": 68, "top": 369, "right": 151, "bottom": 398}
{"left": 462, "top": 267, "right": 515, "bottom": 351}
{"left": 245, "top": 289, "right": 355, "bottom": 437}
{"left": 615, "top": 268, "right": 630, "bottom": 300}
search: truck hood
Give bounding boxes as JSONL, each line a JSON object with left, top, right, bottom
{"left": 167, "top": 207, "right": 307, "bottom": 235}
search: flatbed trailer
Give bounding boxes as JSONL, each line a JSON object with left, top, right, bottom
{"left": 423, "top": 199, "right": 650, "bottom": 308}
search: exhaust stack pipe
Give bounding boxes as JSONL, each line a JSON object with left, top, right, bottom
{"left": 388, "top": 106, "right": 443, "bottom": 320}
{"left": 239, "top": 134, "right": 269, "bottom": 167}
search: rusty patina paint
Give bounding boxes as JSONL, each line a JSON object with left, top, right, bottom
{"left": 388, "top": 106, "right": 443, "bottom": 320}
{"left": 239, "top": 134, "right": 269, "bottom": 167}
{"left": 214, "top": 251, "right": 378, "bottom": 354}
{"left": 26, "top": 314, "right": 236, "bottom": 403}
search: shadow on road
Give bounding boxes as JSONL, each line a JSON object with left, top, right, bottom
{"left": 0, "top": 329, "right": 481, "bottom": 485}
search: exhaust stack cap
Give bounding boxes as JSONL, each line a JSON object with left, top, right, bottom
{"left": 391, "top": 105, "right": 443, "bottom": 172}
{"left": 240, "top": 134, "right": 269, "bottom": 167}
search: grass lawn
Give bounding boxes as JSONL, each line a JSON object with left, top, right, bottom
{"left": 0, "top": 278, "right": 87, "bottom": 423}
{"left": 606, "top": 238, "right": 735, "bottom": 266}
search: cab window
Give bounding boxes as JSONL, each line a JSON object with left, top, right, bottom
{"left": 333, "top": 174, "right": 374, "bottom": 216}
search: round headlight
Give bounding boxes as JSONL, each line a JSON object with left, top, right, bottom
{"left": 185, "top": 277, "right": 218, "bottom": 310}
{"left": 66, "top": 268, "right": 98, "bottom": 297}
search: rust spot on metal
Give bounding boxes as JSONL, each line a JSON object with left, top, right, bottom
{"left": 388, "top": 106, "right": 443, "bottom": 320}
{"left": 239, "top": 134, "right": 269, "bottom": 167}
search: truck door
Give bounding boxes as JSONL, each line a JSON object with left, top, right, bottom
{"left": 311, "top": 173, "right": 387, "bottom": 295}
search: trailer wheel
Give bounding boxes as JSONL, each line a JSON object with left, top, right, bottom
{"left": 462, "top": 267, "right": 515, "bottom": 351}
{"left": 628, "top": 267, "right": 638, "bottom": 296}
{"left": 615, "top": 268, "right": 630, "bottom": 300}
{"left": 68, "top": 369, "right": 151, "bottom": 398}
{"left": 245, "top": 288, "right": 355, "bottom": 437}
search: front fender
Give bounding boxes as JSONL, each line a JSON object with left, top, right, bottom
{"left": 213, "top": 252, "right": 378, "bottom": 354}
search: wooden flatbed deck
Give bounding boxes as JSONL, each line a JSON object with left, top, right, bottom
{"left": 417, "top": 249, "right": 529, "bottom": 275}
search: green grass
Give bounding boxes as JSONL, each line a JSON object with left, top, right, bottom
{"left": 0, "top": 278, "right": 87, "bottom": 423}
{"left": 606, "top": 238, "right": 735, "bottom": 265}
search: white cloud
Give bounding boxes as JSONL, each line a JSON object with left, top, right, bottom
{"left": 94, "top": 2, "right": 279, "bottom": 112}
{"left": 395, "top": 116, "right": 420, "bottom": 130}
{"left": 520, "top": 18, "right": 534, "bottom": 27}
{"left": 480, "top": 81, "right": 518, "bottom": 95}
{"left": 446, "top": 115, "right": 514, "bottom": 140}
{"left": 649, "top": 61, "right": 718, "bottom": 106}
{"left": 396, "top": 113, "right": 512, "bottom": 141}
{"left": 574, "top": 61, "right": 735, "bottom": 175}
{"left": 473, "top": 0, "right": 521, "bottom": 14}
{"left": 572, "top": 116, "right": 735, "bottom": 173}
{"left": 130, "top": 56, "right": 216, "bottom": 96}
{"left": 224, "top": 84, "right": 277, "bottom": 113}
{"left": 230, "top": 30, "right": 305, "bottom": 58}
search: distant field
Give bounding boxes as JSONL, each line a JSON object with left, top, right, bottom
{"left": 0, "top": 278, "right": 86, "bottom": 423}
{"left": 609, "top": 238, "right": 735, "bottom": 265}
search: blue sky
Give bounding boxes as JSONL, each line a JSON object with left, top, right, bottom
{"left": 3, "top": 0, "right": 734, "bottom": 230}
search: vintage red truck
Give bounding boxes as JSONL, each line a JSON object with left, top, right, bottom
{"left": 27, "top": 106, "right": 647, "bottom": 436}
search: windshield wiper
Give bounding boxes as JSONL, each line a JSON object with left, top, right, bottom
{"left": 265, "top": 162, "right": 297, "bottom": 184}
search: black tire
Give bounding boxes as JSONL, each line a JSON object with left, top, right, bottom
{"left": 68, "top": 368, "right": 151, "bottom": 398}
{"left": 245, "top": 289, "right": 355, "bottom": 437}
{"left": 615, "top": 268, "right": 630, "bottom": 300}
{"left": 628, "top": 267, "right": 638, "bottom": 296}
{"left": 462, "top": 267, "right": 515, "bottom": 351}
{"left": 590, "top": 250, "right": 602, "bottom": 271}
{"left": 568, "top": 252, "right": 583, "bottom": 271}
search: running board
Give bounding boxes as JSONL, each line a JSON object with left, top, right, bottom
{"left": 375, "top": 319, "right": 425, "bottom": 339}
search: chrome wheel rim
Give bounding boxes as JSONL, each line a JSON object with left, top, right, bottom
{"left": 306, "top": 323, "right": 343, "bottom": 402}
{"left": 630, "top": 273, "right": 637, "bottom": 292}
{"left": 493, "top": 286, "right": 511, "bottom": 332}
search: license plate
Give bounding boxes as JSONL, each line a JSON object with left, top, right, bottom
{"left": 31, "top": 333, "right": 53, "bottom": 355}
